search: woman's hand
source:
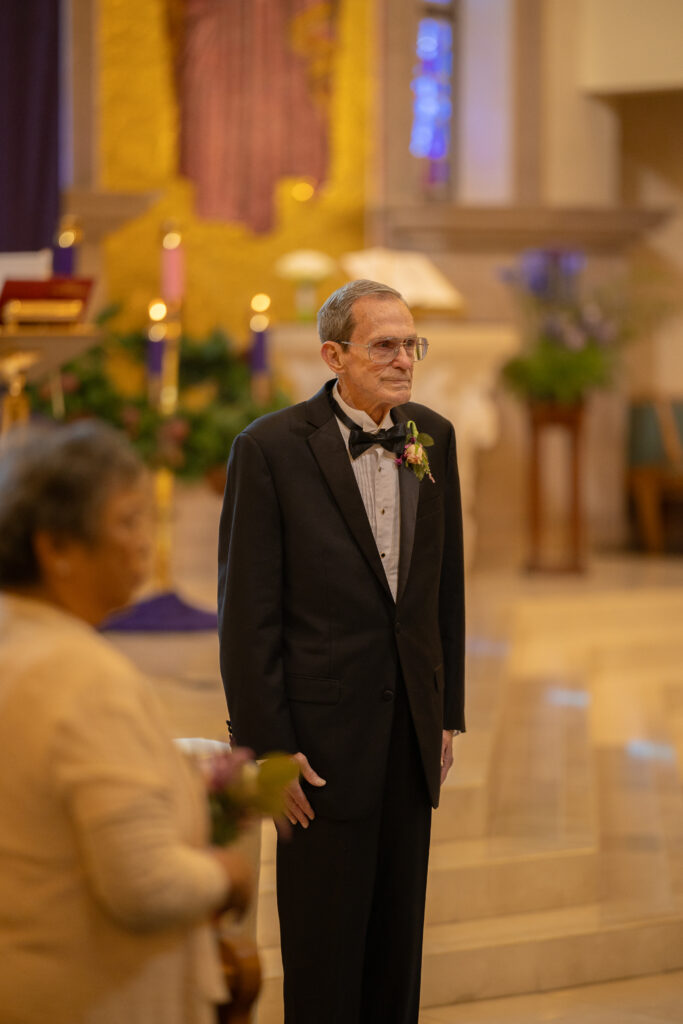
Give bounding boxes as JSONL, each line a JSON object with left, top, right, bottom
{"left": 210, "top": 846, "right": 255, "bottom": 919}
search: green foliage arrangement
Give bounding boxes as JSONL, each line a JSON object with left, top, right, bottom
{"left": 502, "top": 336, "right": 614, "bottom": 406}
{"left": 28, "top": 323, "right": 288, "bottom": 479}
{"left": 500, "top": 249, "right": 621, "bottom": 406}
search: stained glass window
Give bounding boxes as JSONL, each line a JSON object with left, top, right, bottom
{"left": 410, "top": 8, "right": 454, "bottom": 192}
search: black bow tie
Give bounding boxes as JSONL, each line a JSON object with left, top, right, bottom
{"left": 329, "top": 392, "right": 407, "bottom": 460}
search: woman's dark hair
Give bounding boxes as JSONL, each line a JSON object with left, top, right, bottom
{"left": 0, "top": 420, "right": 145, "bottom": 587}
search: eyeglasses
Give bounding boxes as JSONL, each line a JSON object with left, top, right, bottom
{"left": 334, "top": 337, "right": 429, "bottom": 364}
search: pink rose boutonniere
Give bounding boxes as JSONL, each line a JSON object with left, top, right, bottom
{"left": 396, "top": 419, "right": 435, "bottom": 483}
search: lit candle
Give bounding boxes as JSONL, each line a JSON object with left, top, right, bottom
{"left": 249, "top": 310, "right": 270, "bottom": 404}
{"left": 161, "top": 225, "right": 185, "bottom": 305}
{"left": 52, "top": 215, "right": 82, "bottom": 276}
{"left": 147, "top": 299, "right": 168, "bottom": 407}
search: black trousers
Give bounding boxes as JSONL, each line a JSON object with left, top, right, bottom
{"left": 276, "top": 677, "right": 433, "bottom": 1024}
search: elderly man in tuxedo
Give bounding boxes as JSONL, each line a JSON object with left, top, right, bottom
{"left": 218, "top": 278, "right": 465, "bottom": 1024}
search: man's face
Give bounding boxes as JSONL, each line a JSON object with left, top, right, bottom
{"left": 331, "top": 296, "right": 415, "bottom": 420}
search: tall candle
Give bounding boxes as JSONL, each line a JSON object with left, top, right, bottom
{"left": 52, "top": 215, "right": 81, "bottom": 276}
{"left": 161, "top": 229, "right": 185, "bottom": 305}
{"left": 249, "top": 312, "right": 270, "bottom": 403}
{"left": 52, "top": 244, "right": 75, "bottom": 276}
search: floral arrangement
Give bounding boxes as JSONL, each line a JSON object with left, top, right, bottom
{"left": 27, "top": 317, "right": 288, "bottom": 479}
{"left": 396, "top": 419, "right": 435, "bottom": 482}
{"left": 500, "top": 249, "right": 622, "bottom": 405}
{"left": 185, "top": 742, "right": 299, "bottom": 845}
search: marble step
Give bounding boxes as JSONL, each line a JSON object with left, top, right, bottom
{"left": 486, "top": 676, "right": 597, "bottom": 847}
{"left": 596, "top": 745, "right": 683, "bottom": 915}
{"left": 419, "top": 901, "right": 683, "bottom": 1007}
{"left": 254, "top": 902, "right": 683, "bottom": 1023}
{"left": 432, "top": 647, "right": 507, "bottom": 842}
{"left": 425, "top": 840, "right": 598, "bottom": 924}
{"left": 256, "top": 839, "right": 600, "bottom": 950}
{"left": 431, "top": 743, "right": 492, "bottom": 842}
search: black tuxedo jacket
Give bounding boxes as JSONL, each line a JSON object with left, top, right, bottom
{"left": 218, "top": 380, "right": 465, "bottom": 819}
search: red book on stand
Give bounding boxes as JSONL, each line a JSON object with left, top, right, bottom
{"left": 0, "top": 278, "right": 93, "bottom": 326}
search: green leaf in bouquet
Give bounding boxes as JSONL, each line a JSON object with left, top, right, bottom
{"left": 252, "top": 753, "right": 300, "bottom": 816}
{"left": 209, "top": 792, "right": 241, "bottom": 846}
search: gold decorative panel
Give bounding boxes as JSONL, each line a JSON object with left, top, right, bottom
{"left": 99, "top": 0, "right": 373, "bottom": 343}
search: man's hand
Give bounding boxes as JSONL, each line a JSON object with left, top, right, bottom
{"left": 440, "top": 730, "right": 456, "bottom": 785}
{"left": 283, "top": 752, "right": 326, "bottom": 828}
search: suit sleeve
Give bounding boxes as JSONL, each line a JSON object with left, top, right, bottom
{"left": 439, "top": 423, "right": 466, "bottom": 733}
{"left": 217, "top": 431, "right": 298, "bottom": 756}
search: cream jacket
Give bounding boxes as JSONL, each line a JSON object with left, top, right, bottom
{"left": 0, "top": 594, "right": 228, "bottom": 1024}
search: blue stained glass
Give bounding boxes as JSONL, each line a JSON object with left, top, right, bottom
{"left": 410, "top": 17, "right": 452, "bottom": 164}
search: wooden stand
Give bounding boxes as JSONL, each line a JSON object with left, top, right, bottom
{"left": 527, "top": 401, "right": 585, "bottom": 573}
{"left": 216, "top": 932, "right": 261, "bottom": 1024}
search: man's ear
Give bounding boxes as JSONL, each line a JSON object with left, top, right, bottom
{"left": 321, "top": 341, "right": 345, "bottom": 375}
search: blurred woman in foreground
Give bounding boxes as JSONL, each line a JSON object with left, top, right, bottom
{"left": 0, "top": 421, "right": 252, "bottom": 1024}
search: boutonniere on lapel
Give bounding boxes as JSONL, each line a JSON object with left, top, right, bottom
{"left": 395, "top": 420, "right": 435, "bottom": 483}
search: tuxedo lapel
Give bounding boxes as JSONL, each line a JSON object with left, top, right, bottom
{"left": 307, "top": 413, "right": 394, "bottom": 603}
{"left": 397, "top": 461, "right": 419, "bottom": 602}
{"left": 393, "top": 406, "right": 420, "bottom": 603}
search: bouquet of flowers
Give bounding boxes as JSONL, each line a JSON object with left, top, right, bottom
{"left": 500, "top": 249, "right": 622, "bottom": 405}
{"left": 179, "top": 740, "right": 299, "bottom": 845}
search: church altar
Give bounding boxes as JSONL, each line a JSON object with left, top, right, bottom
{"left": 269, "top": 320, "right": 518, "bottom": 566}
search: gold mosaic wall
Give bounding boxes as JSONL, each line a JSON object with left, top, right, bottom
{"left": 99, "top": 0, "right": 373, "bottom": 343}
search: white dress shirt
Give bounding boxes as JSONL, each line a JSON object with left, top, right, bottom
{"left": 332, "top": 382, "right": 401, "bottom": 600}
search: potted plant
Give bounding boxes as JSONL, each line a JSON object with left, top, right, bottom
{"left": 500, "top": 249, "right": 621, "bottom": 408}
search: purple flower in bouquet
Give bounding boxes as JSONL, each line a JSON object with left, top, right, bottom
{"left": 198, "top": 746, "right": 253, "bottom": 792}
{"left": 191, "top": 746, "right": 300, "bottom": 846}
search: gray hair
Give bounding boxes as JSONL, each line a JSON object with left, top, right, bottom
{"left": 317, "top": 279, "right": 405, "bottom": 345}
{"left": 0, "top": 420, "right": 145, "bottom": 587}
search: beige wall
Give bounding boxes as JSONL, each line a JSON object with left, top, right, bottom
{"left": 540, "top": 0, "right": 620, "bottom": 206}
{"left": 458, "top": 0, "right": 515, "bottom": 203}
{"left": 579, "top": 0, "right": 683, "bottom": 94}
{"left": 620, "top": 91, "right": 683, "bottom": 395}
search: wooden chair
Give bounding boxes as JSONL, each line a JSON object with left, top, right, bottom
{"left": 215, "top": 932, "right": 261, "bottom": 1024}
{"left": 628, "top": 397, "right": 683, "bottom": 553}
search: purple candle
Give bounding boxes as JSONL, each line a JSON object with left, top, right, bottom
{"left": 52, "top": 216, "right": 81, "bottom": 276}
{"left": 52, "top": 243, "right": 75, "bottom": 276}
{"left": 250, "top": 328, "right": 268, "bottom": 374}
{"left": 148, "top": 333, "right": 165, "bottom": 377}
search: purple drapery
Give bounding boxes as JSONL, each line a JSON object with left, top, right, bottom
{"left": 0, "top": 0, "right": 61, "bottom": 251}
{"left": 176, "top": 0, "right": 336, "bottom": 233}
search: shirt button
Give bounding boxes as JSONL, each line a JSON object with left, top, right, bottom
{"left": 380, "top": 552, "right": 385, "bottom": 559}
{"left": 382, "top": 689, "right": 394, "bottom": 702}
{"left": 378, "top": 467, "right": 382, "bottom": 473}
{"left": 380, "top": 508, "right": 385, "bottom": 515}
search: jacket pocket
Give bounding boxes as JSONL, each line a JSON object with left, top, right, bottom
{"left": 286, "top": 675, "right": 341, "bottom": 705}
